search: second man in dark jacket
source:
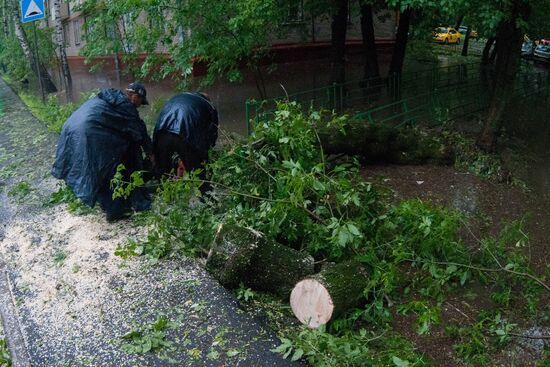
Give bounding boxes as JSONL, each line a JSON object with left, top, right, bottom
{"left": 153, "top": 92, "right": 219, "bottom": 183}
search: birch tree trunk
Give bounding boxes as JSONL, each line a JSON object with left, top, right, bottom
{"left": 51, "top": 0, "right": 72, "bottom": 99}
{"left": 11, "top": 0, "right": 34, "bottom": 66}
{"left": 10, "top": 0, "right": 57, "bottom": 92}
{"left": 1, "top": 0, "right": 10, "bottom": 36}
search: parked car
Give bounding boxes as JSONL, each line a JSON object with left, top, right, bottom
{"left": 521, "top": 41, "right": 536, "bottom": 58}
{"left": 458, "top": 26, "right": 478, "bottom": 39}
{"left": 433, "top": 27, "right": 461, "bottom": 44}
{"left": 533, "top": 44, "right": 550, "bottom": 62}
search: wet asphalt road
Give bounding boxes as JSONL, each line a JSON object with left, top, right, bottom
{"left": 0, "top": 79, "right": 305, "bottom": 367}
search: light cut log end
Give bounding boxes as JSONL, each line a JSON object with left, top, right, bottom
{"left": 290, "top": 278, "right": 334, "bottom": 328}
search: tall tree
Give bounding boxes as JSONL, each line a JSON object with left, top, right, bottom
{"left": 461, "top": 25, "right": 471, "bottom": 56}
{"left": 330, "top": 0, "right": 349, "bottom": 85}
{"left": 481, "top": 37, "right": 496, "bottom": 64}
{"left": 1, "top": 0, "right": 10, "bottom": 36}
{"left": 8, "top": 0, "right": 56, "bottom": 92}
{"left": 79, "top": 0, "right": 296, "bottom": 99}
{"left": 477, "top": 0, "right": 530, "bottom": 151}
{"left": 360, "top": 1, "right": 380, "bottom": 80}
{"left": 51, "top": 0, "right": 72, "bottom": 99}
{"left": 388, "top": 6, "right": 411, "bottom": 76}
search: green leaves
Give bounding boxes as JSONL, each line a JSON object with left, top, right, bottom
{"left": 78, "top": 0, "right": 296, "bottom": 89}
{"left": 328, "top": 220, "right": 363, "bottom": 249}
{"left": 0, "top": 338, "right": 11, "bottom": 367}
{"left": 110, "top": 164, "right": 145, "bottom": 200}
{"left": 207, "top": 102, "right": 379, "bottom": 261}
{"left": 272, "top": 326, "right": 427, "bottom": 367}
{"left": 397, "top": 301, "right": 441, "bottom": 335}
{"left": 121, "top": 316, "right": 174, "bottom": 355}
{"left": 392, "top": 356, "right": 410, "bottom": 367}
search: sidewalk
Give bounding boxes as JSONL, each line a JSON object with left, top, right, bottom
{"left": 0, "top": 79, "right": 303, "bottom": 367}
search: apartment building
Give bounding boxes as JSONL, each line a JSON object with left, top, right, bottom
{"left": 45, "top": 1, "right": 397, "bottom": 73}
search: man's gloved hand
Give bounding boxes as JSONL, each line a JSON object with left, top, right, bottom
{"left": 177, "top": 159, "right": 186, "bottom": 177}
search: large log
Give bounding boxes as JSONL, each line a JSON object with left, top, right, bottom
{"left": 206, "top": 223, "right": 315, "bottom": 296}
{"left": 290, "top": 260, "right": 368, "bottom": 328}
{"left": 318, "top": 122, "right": 454, "bottom": 164}
{"left": 206, "top": 223, "right": 262, "bottom": 288}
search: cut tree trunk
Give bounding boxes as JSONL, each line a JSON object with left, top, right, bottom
{"left": 206, "top": 223, "right": 315, "bottom": 296}
{"left": 290, "top": 260, "right": 369, "bottom": 328}
{"left": 318, "top": 121, "right": 454, "bottom": 164}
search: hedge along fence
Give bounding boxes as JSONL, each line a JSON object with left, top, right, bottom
{"left": 245, "top": 63, "right": 550, "bottom": 133}
{"left": 245, "top": 62, "right": 480, "bottom": 133}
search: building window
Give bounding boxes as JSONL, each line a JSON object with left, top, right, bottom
{"left": 64, "top": 22, "right": 71, "bottom": 47}
{"left": 73, "top": 19, "right": 82, "bottom": 46}
{"left": 84, "top": 16, "right": 91, "bottom": 37}
{"left": 286, "top": 1, "right": 304, "bottom": 23}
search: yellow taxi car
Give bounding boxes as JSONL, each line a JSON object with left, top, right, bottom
{"left": 433, "top": 27, "right": 461, "bottom": 44}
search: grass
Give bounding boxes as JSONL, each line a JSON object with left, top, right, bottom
{"left": 18, "top": 92, "right": 90, "bottom": 134}
{"left": 0, "top": 337, "right": 10, "bottom": 367}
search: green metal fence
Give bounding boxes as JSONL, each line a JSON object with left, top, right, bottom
{"left": 245, "top": 63, "right": 549, "bottom": 134}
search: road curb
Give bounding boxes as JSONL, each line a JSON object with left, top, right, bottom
{"left": 0, "top": 260, "right": 32, "bottom": 367}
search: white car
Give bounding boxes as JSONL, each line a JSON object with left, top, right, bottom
{"left": 533, "top": 44, "right": 550, "bottom": 62}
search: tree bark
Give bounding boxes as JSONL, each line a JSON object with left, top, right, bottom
{"left": 360, "top": 2, "right": 379, "bottom": 80}
{"left": 1, "top": 0, "right": 10, "bottom": 36}
{"left": 329, "top": 0, "right": 348, "bottom": 85}
{"left": 481, "top": 37, "right": 496, "bottom": 65}
{"left": 454, "top": 15, "right": 464, "bottom": 30}
{"left": 290, "top": 260, "right": 369, "bottom": 328}
{"left": 388, "top": 7, "right": 411, "bottom": 76}
{"left": 477, "top": 1, "right": 529, "bottom": 151}
{"left": 206, "top": 224, "right": 315, "bottom": 296}
{"left": 461, "top": 25, "right": 471, "bottom": 56}
{"left": 12, "top": 2, "right": 34, "bottom": 65}
{"left": 52, "top": 0, "right": 72, "bottom": 100}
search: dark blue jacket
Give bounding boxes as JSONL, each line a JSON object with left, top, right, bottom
{"left": 52, "top": 89, "right": 152, "bottom": 206}
{"left": 153, "top": 92, "right": 218, "bottom": 153}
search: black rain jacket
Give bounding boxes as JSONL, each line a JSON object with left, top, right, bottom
{"left": 52, "top": 88, "right": 152, "bottom": 206}
{"left": 153, "top": 92, "right": 218, "bottom": 153}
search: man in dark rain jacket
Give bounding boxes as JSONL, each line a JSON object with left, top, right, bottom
{"left": 153, "top": 92, "right": 218, "bottom": 185}
{"left": 52, "top": 82, "right": 153, "bottom": 221}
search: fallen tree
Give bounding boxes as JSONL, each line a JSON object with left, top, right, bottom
{"left": 318, "top": 121, "right": 454, "bottom": 164}
{"left": 290, "top": 260, "right": 369, "bottom": 328}
{"left": 206, "top": 223, "right": 315, "bottom": 296}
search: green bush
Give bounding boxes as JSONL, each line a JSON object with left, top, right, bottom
{"left": 129, "top": 103, "right": 545, "bottom": 366}
{"left": 19, "top": 90, "right": 96, "bottom": 133}
{"left": 0, "top": 36, "right": 30, "bottom": 84}
{"left": 273, "top": 326, "right": 428, "bottom": 367}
